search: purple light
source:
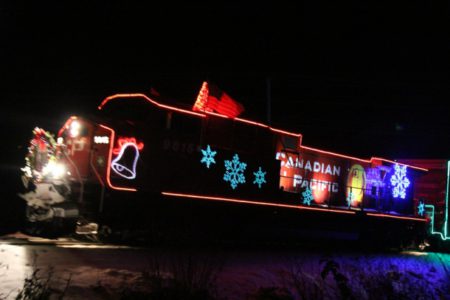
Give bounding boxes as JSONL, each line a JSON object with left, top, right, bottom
{"left": 390, "top": 164, "right": 410, "bottom": 199}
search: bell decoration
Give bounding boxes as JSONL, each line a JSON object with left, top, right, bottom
{"left": 111, "top": 142, "right": 140, "bottom": 179}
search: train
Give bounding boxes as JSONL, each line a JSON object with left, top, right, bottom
{"left": 19, "top": 91, "right": 432, "bottom": 246}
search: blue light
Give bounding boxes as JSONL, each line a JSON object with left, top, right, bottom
{"left": 302, "top": 187, "right": 314, "bottom": 206}
{"left": 417, "top": 201, "right": 425, "bottom": 216}
{"left": 200, "top": 145, "right": 217, "bottom": 168}
{"left": 390, "top": 164, "right": 410, "bottom": 199}
{"left": 346, "top": 192, "right": 354, "bottom": 207}
{"left": 223, "top": 154, "right": 247, "bottom": 189}
{"left": 253, "top": 167, "right": 267, "bottom": 188}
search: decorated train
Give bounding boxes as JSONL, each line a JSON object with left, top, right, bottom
{"left": 19, "top": 91, "right": 431, "bottom": 245}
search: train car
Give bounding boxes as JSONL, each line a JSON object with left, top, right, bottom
{"left": 397, "top": 159, "right": 449, "bottom": 249}
{"left": 19, "top": 93, "right": 430, "bottom": 245}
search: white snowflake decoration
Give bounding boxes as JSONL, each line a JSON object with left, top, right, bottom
{"left": 200, "top": 145, "right": 217, "bottom": 168}
{"left": 417, "top": 202, "right": 425, "bottom": 216}
{"left": 253, "top": 167, "right": 266, "bottom": 188}
{"left": 223, "top": 154, "right": 247, "bottom": 189}
{"left": 302, "top": 187, "right": 314, "bottom": 206}
{"left": 390, "top": 164, "right": 410, "bottom": 199}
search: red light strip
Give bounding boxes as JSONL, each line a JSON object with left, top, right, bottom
{"left": 269, "top": 127, "right": 302, "bottom": 138}
{"left": 98, "top": 93, "right": 302, "bottom": 138}
{"left": 162, "top": 192, "right": 428, "bottom": 222}
{"left": 301, "top": 145, "right": 372, "bottom": 163}
{"left": 98, "top": 94, "right": 424, "bottom": 171}
{"left": 371, "top": 157, "right": 428, "bottom": 172}
{"left": 301, "top": 146, "right": 428, "bottom": 171}
{"left": 234, "top": 117, "right": 269, "bottom": 129}
{"left": 234, "top": 117, "right": 302, "bottom": 138}
{"left": 205, "top": 111, "right": 230, "bottom": 119}
{"left": 98, "top": 94, "right": 206, "bottom": 118}
{"left": 57, "top": 116, "right": 78, "bottom": 137}
{"left": 366, "top": 213, "right": 427, "bottom": 222}
{"left": 99, "top": 124, "right": 137, "bottom": 192}
{"left": 161, "top": 192, "right": 355, "bottom": 215}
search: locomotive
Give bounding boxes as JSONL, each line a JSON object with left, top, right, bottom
{"left": 19, "top": 92, "right": 430, "bottom": 245}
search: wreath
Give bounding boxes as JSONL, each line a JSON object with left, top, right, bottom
{"left": 23, "top": 127, "right": 57, "bottom": 178}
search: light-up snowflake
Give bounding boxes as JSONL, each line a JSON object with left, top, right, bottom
{"left": 390, "top": 164, "right": 410, "bottom": 199}
{"left": 346, "top": 192, "right": 355, "bottom": 207}
{"left": 253, "top": 167, "right": 266, "bottom": 188}
{"left": 302, "top": 187, "right": 314, "bottom": 206}
{"left": 200, "top": 145, "right": 217, "bottom": 168}
{"left": 417, "top": 202, "right": 425, "bottom": 216}
{"left": 223, "top": 154, "right": 247, "bottom": 189}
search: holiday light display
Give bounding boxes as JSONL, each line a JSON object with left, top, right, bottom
{"left": 253, "top": 167, "right": 267, "bottom": 188}
{"left": 424, "top": 160, "right": 450, "bottom": 241}
{"left": 223, "top": 154, "right": 247, "bottom": 189}
{"left": 390, "top": 164, "right": 411, "bottom": 199}
{"left": 346, "top": 192, "right": 355, "bottom": 208}
{"left": 417, "top": 201, "right": 425, "bottom": 216}
{"left": 22, "top": 127, "right": 58, "bottom": 180}
{"left": 200, "top": 145, "right": 217, "bottom": 168}
{"left": 302, "top": 187, "right": 314, "bottom": 206}
{"left": 113, "top": 137, "right": 144, "bottom": 155}
{"left": 20, "top": 91, "right": 434, "bottom": 242}
{"left": 111, "top": 142, "right": 140, "bottom": 180}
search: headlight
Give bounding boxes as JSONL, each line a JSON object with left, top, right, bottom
{"left": 69, "top": 120, "right": 81, "bottom": 138}
{"left": 43, "top": 161, "right": 67, "bottom": 179}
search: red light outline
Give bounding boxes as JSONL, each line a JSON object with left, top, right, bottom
{"left": 161, "top": 192, "right": 355, "bottom": 215}
{"left": 162, "top": 192, "right": 429, "bottom": 222}
{"left": 98, "top": 93, "right": 302, "bottom": 138}
{"left": 269, "top": 127, "right": 302, "bottom": 138}
{"left": 98, "top": 94, "right": 425, "bottom": 172}
{"left": 371, "top": 157, "right": 428, "bottom": 172}
{"left": 301, "top": 146, "right": 428, "bottom": 172}
{"left": 205, "top": 111, "right": 230, "bottom": 119}
{"left": 113, "top": 137, "right": 144, "bottom": 155}
{"left": 57, "top": 116, "right": 78, "bottom": 137}
{"left": 234, "top": 117, "right": 269, "bottom": 129}
{"left": 366, "top": 212, "right": 427, "bottom": 222}
{"left": 99, "top": 124, "right": 137, "bottom": 192}
{"left": 98, "top": 93, "right": 207, "bottom": 118}
{"left": 300, "top": 145, "right": 371, "bottom": 164}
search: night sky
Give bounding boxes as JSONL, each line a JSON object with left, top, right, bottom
{"left": 2, "top": 1, "right": 449, "bottom": 171}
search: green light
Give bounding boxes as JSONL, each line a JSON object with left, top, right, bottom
{"left": 444, "top": 160, "right": 449, "bottom": 237}
{"left": 424, "top": 160, "right": 450, "bottom": 241}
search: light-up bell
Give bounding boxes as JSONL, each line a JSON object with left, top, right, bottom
{"left": 111, "top": 142, "right": 140, "bottom": 179}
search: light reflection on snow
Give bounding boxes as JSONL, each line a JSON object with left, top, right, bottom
{"left": 56, "top": 244, "right": 137, "bottom": 249}
{"left": 0, "top": 236, "right": 448, "bottom": 300}
{"left": 401, "top": 251, "right": 429, "bottom": 256}
{"left": 0, "top": 245, "right": 31, "bottom": 299}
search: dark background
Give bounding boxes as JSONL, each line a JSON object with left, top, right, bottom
{"left": 1, "top": 1, "right": 449, "bottom": 200}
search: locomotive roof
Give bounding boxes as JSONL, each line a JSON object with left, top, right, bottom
{"left": 97, "top": 93, "right": 427, "bottom": 172}
{"left": 98, "top": 93, "right": 302, "bottom": 138}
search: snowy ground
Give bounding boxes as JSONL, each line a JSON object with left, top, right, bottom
{"left": 0, "top": 232, "right": 449, "bottom": 299}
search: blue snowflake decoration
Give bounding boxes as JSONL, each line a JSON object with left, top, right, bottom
{"left": 346, "top": 192, "right": 355, "bottom": 207}
{"left": 390, "top": 164, "right": 410, "bottom": 199}
{"left": 417, "top": 201, "right": 425, "bottom": 216}
{"left": 302, "top": 187, "right": 314, "bottom": 206}
{"left": 200, "top": 145, "right": 217, "bottom": 168}
{"left": 223, "top": 154, "right": 247, "bottom": 189}
{"left": 253, "top": 167, "right": 266, "bottom": 188}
